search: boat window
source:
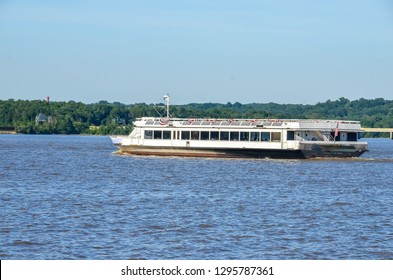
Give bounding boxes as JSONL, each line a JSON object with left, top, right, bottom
{"left": 220, "top": 131, "right": 229, "bottom": 141}
{"left": 250, "top": 132, "right": 260, "bottom": 141}
{"left": 144, "top": 130, "right": 153, "bottom": 139}
{"left": 192, "top": 121, "right": 202, "bottom": 125}
{"left": 230, "top": 131, "right": 239, "bottom": 141}
{"left": 347, "top": 132, "right": 357, "bottom": 141}
{"left": 153, "top": 130, "right": 162, "bottom": 139}
{"left": 271, "top": 132, "right": 281, "bottom": 142}
{"left": 201, "top": 121, "right": 210, "bottom": 125}
{"left": 210, "top": 131, "right": 219, "bottom": 140}
{"left": 191, "top": 131, "right": 200, "bottom": 140}
{"left": 261, "top": 132, "right": 270, "bottom": 141}
{"left": 201, "top": 131, "right": 209, "bottom": 140}
{"left": 163, "top": 131, "right": 171, "bottom": 140}
{"left": 240, "top": 131, "right": 249, "bottom": 141}
{"left": 181, "top": 131, "right": 190, "bottom": 140}
{"left": 287, "top": 131, "right": 295, "bottom": 141}
{"left": 230, "top": 121, "right": 241, "bottom": 126}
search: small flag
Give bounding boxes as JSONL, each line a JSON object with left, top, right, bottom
{"left": 334, "top": 123, "right": 339, "bottom": 138}
{"left": 159, "top": 117, "right": 169, "bottom": 125}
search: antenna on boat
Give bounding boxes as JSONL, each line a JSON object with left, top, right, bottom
{"left": 163, "top": 94, "right": 170, "bottom": 118}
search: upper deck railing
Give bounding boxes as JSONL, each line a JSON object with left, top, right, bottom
{"left": 136, "top": 117, "right": 360, "bottom": 125}
{"left": 134, "top": 117, "right": 362, "bottom": 131}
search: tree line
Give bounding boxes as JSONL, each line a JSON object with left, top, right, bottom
{"left": 0, "top": 97, "right": 392, "bottom": 135}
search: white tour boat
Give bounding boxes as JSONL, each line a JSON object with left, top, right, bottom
{"left": 111, "top": 96, "right": 368, "bottom": 159}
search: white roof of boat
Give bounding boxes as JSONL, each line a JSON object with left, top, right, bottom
{"left": 134, "top": 117, "right": 362, "bottom": 130}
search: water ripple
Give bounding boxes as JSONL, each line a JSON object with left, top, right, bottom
{"left": 1, "top": 135, "right": 393, "bottom": 259}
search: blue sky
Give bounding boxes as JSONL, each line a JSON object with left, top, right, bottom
{"left": 1, "top": 0, "right": 392, "bottom": 105}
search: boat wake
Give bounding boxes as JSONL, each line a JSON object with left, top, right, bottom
{"left": 309, "top": 157, "right": 393, "bottom": 163}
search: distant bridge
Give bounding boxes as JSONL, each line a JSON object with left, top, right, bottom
{"left": 362, "top": 128, "right": 393, "bottom": 139}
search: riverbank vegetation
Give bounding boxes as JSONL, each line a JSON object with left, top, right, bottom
{"left": 1, "top": 97, "right": 392, "bottom": 135}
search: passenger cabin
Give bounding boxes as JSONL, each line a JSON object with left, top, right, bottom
{"left": 133, "top": 118, "right": 362, "bottom": 145}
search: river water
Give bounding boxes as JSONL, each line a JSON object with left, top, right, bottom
{"left": 1, "top": 135, "right": 392, "bottom": 259}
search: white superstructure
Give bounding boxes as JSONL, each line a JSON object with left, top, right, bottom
{"left": 111, "top": 117, "right": 368, "bottom": 159}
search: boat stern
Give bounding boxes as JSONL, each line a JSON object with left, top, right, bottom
{"left": 299, "top": 141, "right": 368, "bottom": 158}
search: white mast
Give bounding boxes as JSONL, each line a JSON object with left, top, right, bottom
{"left": 163, "top": 94, "right": 170, "bottom": 118}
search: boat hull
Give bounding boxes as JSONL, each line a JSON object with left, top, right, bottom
{"left": 115, "top": 143, "right": 367, "bottom": 159}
